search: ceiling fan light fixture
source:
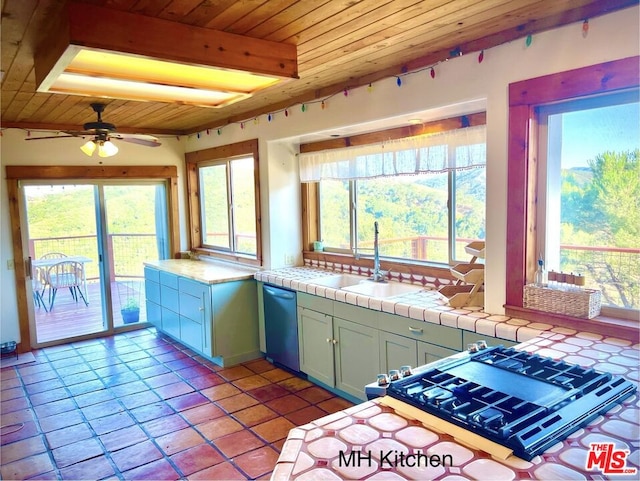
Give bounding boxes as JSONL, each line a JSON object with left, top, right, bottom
{"left": 80, "top": 139, "right": 96, "bottom": 156}
{"left": 98, "top": 140, "right": 118, "bottom": 158}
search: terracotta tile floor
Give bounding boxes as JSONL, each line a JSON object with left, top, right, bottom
{"left": 0, "top": 328, "right": 354, "bottom": 480}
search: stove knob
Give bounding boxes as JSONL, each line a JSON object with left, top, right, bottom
{"left": 467, "top": 343, "right": 479, "bottom": 353}
{"left": 477, "top": 340, "right": 488, "bottom": 350}
{"left": 400, "top": 365, "right": 412, "bottom": 377}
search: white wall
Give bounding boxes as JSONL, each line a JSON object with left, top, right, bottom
{"left": 184, "top": 6, "right": 639, "bottom": 316}
{"left": 0, "top": 131, "right": 186, "bottom": 343}
{"left": 1, "top": 6, "right": 638, "bottom": 344}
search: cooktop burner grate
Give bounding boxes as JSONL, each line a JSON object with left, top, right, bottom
{"left": 387, "top": 345, "right": 636, "bottom": 460}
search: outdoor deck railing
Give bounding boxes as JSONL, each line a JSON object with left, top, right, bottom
{"left": 29, "top": 233, "right": 639, "bottom": 309}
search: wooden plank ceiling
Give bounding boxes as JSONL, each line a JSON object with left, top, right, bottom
{"left": 1, "top": 0, "right": 637, "bottom": 137}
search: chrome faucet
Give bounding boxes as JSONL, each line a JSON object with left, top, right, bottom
{"left": 371, "top": 221, "right": 386, "bottom": 282}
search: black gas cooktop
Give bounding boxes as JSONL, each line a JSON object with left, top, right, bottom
{"left": 387, "top": 345, "right": 636, "bottom": 461}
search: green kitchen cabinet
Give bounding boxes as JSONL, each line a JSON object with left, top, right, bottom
{"left": 298, "top": 306, "right": 334, "bottom": 387}
{"left": 297, "top": 294, "right": 379, "bottom": 401}
{"left": 144, "top": 266, "right": 259, "bottom": 367}
{"left": 417, "top": 342, "right": 459, "bottom": 366}
{"left": 379, "top": 330, "right": 418, "bottom": 374}
{"left": 462, "top": 329, "right": 518, "bottom": 349}
{"left": 144, "top": 266, "right": 161, "bottom": 329}
{"left": 333, "top": 316, "right": 380, "bottom": 400}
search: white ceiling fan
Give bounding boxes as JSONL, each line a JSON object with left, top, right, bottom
{"left": 26, "top": 103, "right": 161, "bottom": 157}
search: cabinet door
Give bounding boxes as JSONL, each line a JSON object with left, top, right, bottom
{"left": 298, "top": 307, "right": 334, "bottom": 387}
{"left": 379, "top": 331, "right": 417, "bottom": 374}
{"left": 334, "top": 317, "right": 380, "bottom": 401}
{"left": 161, "top": 307, "right": 180, "bottom": 338}
{"left": 179, "top": 280, "right": 212, "bottom": 357}
{"left": 417, "top": 342, "right": 458, "bottom": 366}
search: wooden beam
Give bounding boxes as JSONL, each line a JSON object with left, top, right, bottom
{"left": 34, "top": 0, "right": 298, "bottom": 92}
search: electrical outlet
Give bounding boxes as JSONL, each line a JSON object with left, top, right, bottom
{"left": 284, "top": 254, "right": 295, "bottom": 266}
{"left": 6, "top": 259, "right": 15, "bottom": 270}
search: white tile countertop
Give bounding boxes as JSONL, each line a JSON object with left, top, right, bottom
{"left": 258, "top": 267, "right": 640, "bottom": 480}
{"left": 255, "top": 267, "right": 547, "bottom": 343}
{"left": 145, "top": 259, "right": 258, "bottom": 285}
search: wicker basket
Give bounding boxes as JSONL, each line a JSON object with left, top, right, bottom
{"left": 523, "top": 284, "right": 601, "bottom": 319}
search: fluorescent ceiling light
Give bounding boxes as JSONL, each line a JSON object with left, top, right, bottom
{"left": 34, "top": 1, "right": 298, "bottom": 108}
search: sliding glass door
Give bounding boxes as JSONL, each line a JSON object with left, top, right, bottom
{"left": 103, "top": 184, "right": 169, "bottom": 328}
{"left": 22, "top": 181, "right": 169, "bottom": 345}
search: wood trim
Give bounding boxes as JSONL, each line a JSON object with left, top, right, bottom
{"left": 505, "top": 104, "right": 533, "bottom": 307}
{"left": 300, "top": 112, "right": 486, "bottom": 153}
{"left": 7, "top": 180, "right": 31, "bottom": 353}
{"left": 185, "top": 139, "right": 259, "bottom": 163}
{"left": 506, "top": 56, "right": 640, "bottom": 334}
{"left": 6, "top": 164, "right": 180, "bottom": 353}
{"left": 301, "top": 183, "right": 319, "bottom": 252}
{"left": 185, "top": 139, "right": 262, "bottom": 266}
{"left": 509, "top": 56, "right": 640, "bottom": 107}
{"left": 5, "top": 165, "right": 177, "bottom": 179}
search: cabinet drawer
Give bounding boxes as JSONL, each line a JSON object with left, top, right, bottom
{"left": 146, "top": 300, "right": 161, "bottom": 328}
{"left": 297, "top": 292, "right": 333, "bottom": 315}
{"left": 145, "top": 280, "right": 160, "bottom": 304}
{"left": 179, "top": 277, "right": 207, "bottom": 294}
{"left": 462, "top": 330, "right": 518, "bottom": 349}
{"left": 160, "top": 285, "right": 179, "bottom": 313}
{"left": 144, "top": 266, "right": 159, "bottom": 283}
{"left": 378, "top": 312, "right": 462, "bottom": 351}
{"left": 159, "top": 271, "right": 178, "bottom": 289}
{"left": 334, "top": 302, "right": 378, "bottom": 329}
{"left": 418, "top": 342, "right": 459, "bottom": 366}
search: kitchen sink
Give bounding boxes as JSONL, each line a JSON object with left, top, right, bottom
{"left": 308, "top": 273, "right": 367, "bottom": 288}
{"left": 342, "top": 280, "right": 422, "bottom": 298}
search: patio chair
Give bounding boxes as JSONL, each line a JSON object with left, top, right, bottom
{"left": 32, "top": 266, "right": 48, "bottom": 312}
{"left": 40, "top": 252, "right": 68, "bottom": 259}
{"left": 45, "top": 260, "right": 88, "bottom": 310}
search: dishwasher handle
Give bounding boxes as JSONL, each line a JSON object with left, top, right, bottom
{"left": 264, "top": 286, "right": 296, "bottom": 300}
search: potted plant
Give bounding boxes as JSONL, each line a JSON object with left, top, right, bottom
{"left": 121, "top": 297, "right": 140, "bottom": 324}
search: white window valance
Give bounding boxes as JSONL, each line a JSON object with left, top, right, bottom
{"left": 299, "top": 124, "right": 486, "bottom": 182}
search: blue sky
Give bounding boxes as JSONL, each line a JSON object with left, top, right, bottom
{"left": 560, "top": 100, "right": 639, "bottom": 169}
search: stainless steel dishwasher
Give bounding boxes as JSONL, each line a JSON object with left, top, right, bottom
{"left": 262, "top": 284, "right": 299, "bottom": 372}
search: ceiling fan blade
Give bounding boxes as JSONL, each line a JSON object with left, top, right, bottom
{"left": 112, "top": 135, "right": 162, "bottom": 147}
{"left": 25, "top": 135, "right": 77, "bottom": 141}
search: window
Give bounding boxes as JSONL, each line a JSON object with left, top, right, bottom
{"left": 309, "top": 124, "right": 486, "bottom": 265}
{"left": 186, "top": 139, "right": 262, "bottom": 265}
{"left": 537, "top": 90, "right": 639, "bottom": 313}
{"left": 506, "top": 56, "right": 639, "bottom": 327}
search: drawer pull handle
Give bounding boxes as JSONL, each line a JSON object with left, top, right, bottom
{"left": 409, "top": 327, "right": 423, "bottom": 334}
{"left": 332, "top": 339, "right": 338, "bottom": 345}
{"left": 326, "top": 338, "right": 331, "bottom": 343}
{"left": 199, "top": 307, "right": 204, "bottom": 311}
